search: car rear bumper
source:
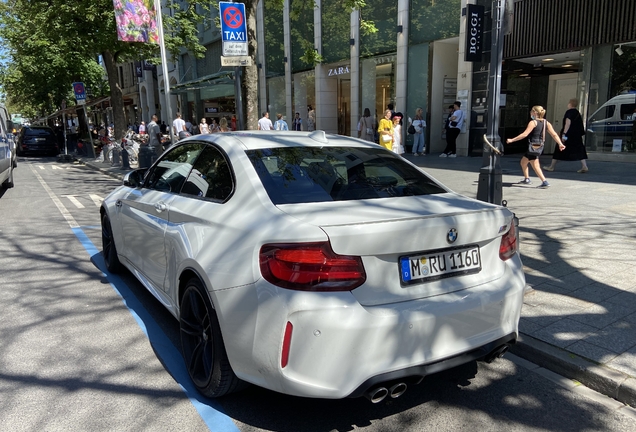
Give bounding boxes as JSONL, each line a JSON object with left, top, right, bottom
{"left": 215, "top": 258, "right": 525, "bottom": 399}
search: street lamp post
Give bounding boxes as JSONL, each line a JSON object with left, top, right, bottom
{"left": 476, "top": 0, "right": 508, "bottom": 205}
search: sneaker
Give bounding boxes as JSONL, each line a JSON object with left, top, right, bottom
{"left": 448, "top": 154, "right": 456, "bottom": 158}
{"left": 543, "top": 166, "right": 554, "bottom": 172}
{"left": 577, "top": 168, "right": 588, "bottom": 173}
{"left": 439, "top": 153, "right": 447, "bottom": 158}
{"left": 413, "top": 153, "right": 419, "bottom": 157}
{"left": 518, "top": 178, "right": 532, "bottom": 185}
{"left": 539, "top": 181, "right": 550, "bottom": 188}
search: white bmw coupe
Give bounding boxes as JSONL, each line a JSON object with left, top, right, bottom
{"left": 101, "top": 131, "right": 525, "bottom": 403}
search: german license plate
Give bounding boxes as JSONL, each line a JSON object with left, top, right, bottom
{"left": 400, "top": 246, "right": 481, "bottom": 283}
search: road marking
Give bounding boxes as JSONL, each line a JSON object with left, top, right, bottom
{"left": 63, "top": 195, "right": 85, "bottom": 209}
{"left": 90, "top": 194, "right": 103, "bottom": 207}
{"left": 29, "top": 164, "right": 79, "bottom": 228}
{"left": 38, "top": 165, "right": 45, "bottom": 170}
{"left": 72, "top": 227, "right": 239, "bottom": 432}
{"left": 52, "top": 165, "right": 69, "bottom": 170}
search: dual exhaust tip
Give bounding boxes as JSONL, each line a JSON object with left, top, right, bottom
{"left": 365, "top": 382, "right": 408, "bottom": 403}
{"left": 364, "top": 344, "right": 511, "bottom": 403}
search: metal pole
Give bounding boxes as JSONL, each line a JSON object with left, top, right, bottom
{"left": 154, "top": 0, "right": 175, "bottom": 145}
{"left": 234, "top": 66, "right": 244, "bottom": 130}
{"left": 83, "top": 105, "right": 96, "bottom": 158}
{"left": 62, "top": 113, "right": 67, "bottom": 155}
{"left": 476, "top": 0, "right": 506, "bottom": 205}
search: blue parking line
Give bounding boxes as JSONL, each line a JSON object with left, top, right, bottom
{"left": 72, "top": 227, "right": 239, "bottom": 432}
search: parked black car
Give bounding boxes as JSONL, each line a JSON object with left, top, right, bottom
{"left": 17, "top": 126, "right": 60, "bottom": 156}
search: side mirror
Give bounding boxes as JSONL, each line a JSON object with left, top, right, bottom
{"left": 123, "top": 168, "right": 147, "bottom": 187}
{"left": 6, "top": 120, "right": 14, "bottom": 132}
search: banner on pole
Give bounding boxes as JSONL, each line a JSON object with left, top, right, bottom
{"left": 113, "top": 0, "right": 159, "bottom": 44}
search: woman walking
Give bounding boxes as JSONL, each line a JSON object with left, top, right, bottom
{"left": 543, "top": 98, "right": 589, "bottom": 173}
{"left": 358, "top": 108, "right": 374, "bottom": 142}
{"left": 506, "top": 105, "right": 565, "bottom": 188}
{"left": 411, "top": 108, "right": 426, "bottom": 156}
{"left": 377, "top": 109, "right": 394, "bottom": 151}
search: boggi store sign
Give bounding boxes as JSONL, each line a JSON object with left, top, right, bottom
{"left": 465, "top": 4, "right": 485, "bottom": 62}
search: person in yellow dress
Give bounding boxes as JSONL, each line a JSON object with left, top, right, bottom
{"left": 378, "top": 109, "right": 394, "bottom": 150}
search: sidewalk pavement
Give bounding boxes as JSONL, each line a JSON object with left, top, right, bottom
{"left": 78, "top": 151, "right": 636, "bottom": 408}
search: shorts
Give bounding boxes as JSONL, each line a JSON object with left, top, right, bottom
{"left": 524, "top": 152, "right": 539, "bottom": 161}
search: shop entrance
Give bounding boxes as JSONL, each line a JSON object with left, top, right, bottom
{"left": 338, "top": 78, "right": 351, "bottom": 136}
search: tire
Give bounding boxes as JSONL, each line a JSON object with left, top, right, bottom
{"left": 101, "top": 213, "right": 122, "bottom": 273}
{"left": 180, "top": 278, "right": 245, "bottom": 397}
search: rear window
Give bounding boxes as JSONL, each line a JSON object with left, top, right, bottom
{"left": 246, "top": 147, "right": 447, "bottom": 204}
{"left": 25, "top": 128, "right": 55, "bottom": 137}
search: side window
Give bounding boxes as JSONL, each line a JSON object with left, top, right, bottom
{"left": 181, "top": 146, "right": 234, "bottom": 201}
{"left": 144, "top": 143, "right": 205, "bottom": 193}
{"left": 620, "top": 103, "right": 636, "bottom": 120}
{"left": 590, "top": 105, "right": 615, "bottom": 122}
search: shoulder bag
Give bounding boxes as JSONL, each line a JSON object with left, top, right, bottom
{"left": 528, "top": 120, "right": 546, "bottom": 155}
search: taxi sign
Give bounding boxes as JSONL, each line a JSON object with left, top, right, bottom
{"left": 73, "top": 82, "right": 86, "bottom": 105}
{"left": 219, "top": 2, "right": 248, "bottom": 56}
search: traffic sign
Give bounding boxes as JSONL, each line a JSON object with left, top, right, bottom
{"left": 219, "top": 2, "right": 248, "bottom": 56}
{"left": 220, "top": 56, "right": 253, "bottom": 66}
{"left": 73, "top": 82, "right": 86, "bottom": 105}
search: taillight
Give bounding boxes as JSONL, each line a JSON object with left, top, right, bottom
{"left": 499, "top": 222, "right": 518, "bottom": 261}
{"left": 259, "top": 242, "right": 366, "bottom": 291}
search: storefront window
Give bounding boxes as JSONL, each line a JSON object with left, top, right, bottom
{"left": 359, "top": 1, "right": 397, "bottom": 58}
{"left": 267, "top": 76, "right": 286, "bottom": 120}
{"left": 360, "top": 54, "right": 396, "bottom": 136}
{"left": 321, "top": 0, "right": 350, "bottom": 64}
{"left": 263, "top": 0, "right": 285, "bottom": 76}
{"left": 290, "top": 0, "right": 315, "bottom": 73}
{"left": 292, "top": 72, "right": 315, "bottom": 130}
{"left": 584, "top": 43, "right": 636, "bottom": 153}
{"left": 409, "top": 0, "right": 462, "bottom": 45}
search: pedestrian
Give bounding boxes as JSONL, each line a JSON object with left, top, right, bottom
{"left": 506, "top": 105, "right": 565, "bottom": 188}
{"left": 391, "top": 112, "right": 405, "bottom": 154}
{"left": 147, "top": 115, "right": 163, "bottom": 160}
{"left": 258, "top": 112, "right": 273, "bottom": 131}
{"left": 209, "top": 119, "right": 220, "bottom": 133}
{"left": 274, "top": 113, "right": 289, "bottom": 131}
{"left": 543, "top": 98, "right": 589, "bottom": 173}
{"left": 292, "top": 112, "right": 302, "bottom": 131}
{"left": 358, "top": 108, "right": 374, "bottom": 142}
{"left": 231, "top": 115, "right": 237, "bottom": 131}
{"left": 139, "top": 121, "right": 146, "bottom": 134}
{"left": 199, "top": 118, "right": 209, "bottom": 134}
{"left": 219, "top": 117, "right": 230, "bottom": 132}
{"left": 185, "top": 119, "right": 193, "bottom": 135}
{"left": 173, "top": 112, "right": 188, "bottom": 139}
{"left": 307, "top": 106, "right": 315, "bottom": 131}
{"left": 387, "top": 103, "right": 395, "bottom": 117}
{"left": 160, "top": 121, "right": 167, "bottom": 134}
{"left": 440, "top": 101, "right": 464, "bottom": 157}
{"left": 411, "top": 107, "right": 426, "bottom": 156}
{"left": 377, "top": 109, "right": 394, "bottom": 151}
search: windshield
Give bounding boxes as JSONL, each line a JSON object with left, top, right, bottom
{"left": 247, "top": 147, "right": 447, "bottom": 204}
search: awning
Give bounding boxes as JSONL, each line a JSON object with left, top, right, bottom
{"left": 167, "top": 71, "right": 235, "bottom": 94}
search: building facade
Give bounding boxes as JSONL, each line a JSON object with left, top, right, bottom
{"left": 147, "top": 0, "right": 636, "bottom": 161}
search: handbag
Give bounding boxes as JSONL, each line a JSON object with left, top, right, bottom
{"left": 450, "top": 121, "right": 458, "bottom": 127}
{"left": 407, "top": 124, "right": 416, "bottom": 135}
{"left": 528, "top": 120, "right": 546, "bottom": 155}
{"left": 381, "top": 134, "right": 392, "bottom": 143}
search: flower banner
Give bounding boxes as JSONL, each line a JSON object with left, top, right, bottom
{"left": 113, "top": 0, "right": 159, "bottom": 44}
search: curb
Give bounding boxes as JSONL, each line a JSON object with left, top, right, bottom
{"left": 511, "top": 333, "right": 636, "bottom": 408}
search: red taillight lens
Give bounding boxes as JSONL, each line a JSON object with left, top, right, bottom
{"left": 259, "top": 242, "right": 366, "bottom": 291}
{"left": 499, "top": 222, "right": 518, "bottom": 261}
{"left": 281, "top": 321, "right": 293, "bottom": 368}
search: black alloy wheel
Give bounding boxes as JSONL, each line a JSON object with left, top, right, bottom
{"left": 180, "top": 278, "right": 244, "bottom": 397}
{"left": 101, "top": 213, "right": 122, "bottom": 273}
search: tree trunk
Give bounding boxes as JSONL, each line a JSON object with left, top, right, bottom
{"left": 101, "top": 50, "right": 127, "bottom": 140}
{"left": 243, "top": 0, "right": 259, "bottom": 130}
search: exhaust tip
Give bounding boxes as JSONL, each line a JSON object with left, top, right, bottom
{"left": 365, "top": 387, "right": 389, "bottom": 404}
{"left": 485, "top": 344, "right": 510, "bottom": 363}
{"left": 389, "top": 382, "right": 407, "bottom": 399}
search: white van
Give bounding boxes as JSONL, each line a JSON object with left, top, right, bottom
{"left": 586, "top": 94, "right": 636, "bottom": 151}
{"left": 0, "top": 106, "right": 16, "bottom": 190}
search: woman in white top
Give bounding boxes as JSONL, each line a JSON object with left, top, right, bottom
{"left": 391, "top": 112, "right": 404, "bottom": 154}
{"left": 199, "top": 118, "right": 209, "bottom": 134}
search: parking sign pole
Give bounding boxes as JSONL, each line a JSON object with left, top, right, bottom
{"left": 154, "top": 0, "right": 175, "bottom": 145}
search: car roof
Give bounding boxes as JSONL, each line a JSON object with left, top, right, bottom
{"left": 198, "top": 130, "right": 380, "bottom": 151}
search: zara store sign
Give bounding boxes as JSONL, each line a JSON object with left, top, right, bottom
{"left": 328, "top": 65, "right": 350, "bottom": 76}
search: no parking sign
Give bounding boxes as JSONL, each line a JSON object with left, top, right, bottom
{"left": 219, "top": 2, "right": 248, "bottom": 56}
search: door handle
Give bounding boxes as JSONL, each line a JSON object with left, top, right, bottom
{"left": 155, "top": 201, "right": 167, "bottom": 212}
{"left": 116, "top": 200, "right": 122, "bottom": 207}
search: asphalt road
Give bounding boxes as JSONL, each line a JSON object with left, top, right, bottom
{"left": 0, "top": 157, "right": 634, "bottom": 432}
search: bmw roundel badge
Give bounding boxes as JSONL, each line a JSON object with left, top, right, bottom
{"left": 447, "top": 228, "right": 458, "bottom": 243}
